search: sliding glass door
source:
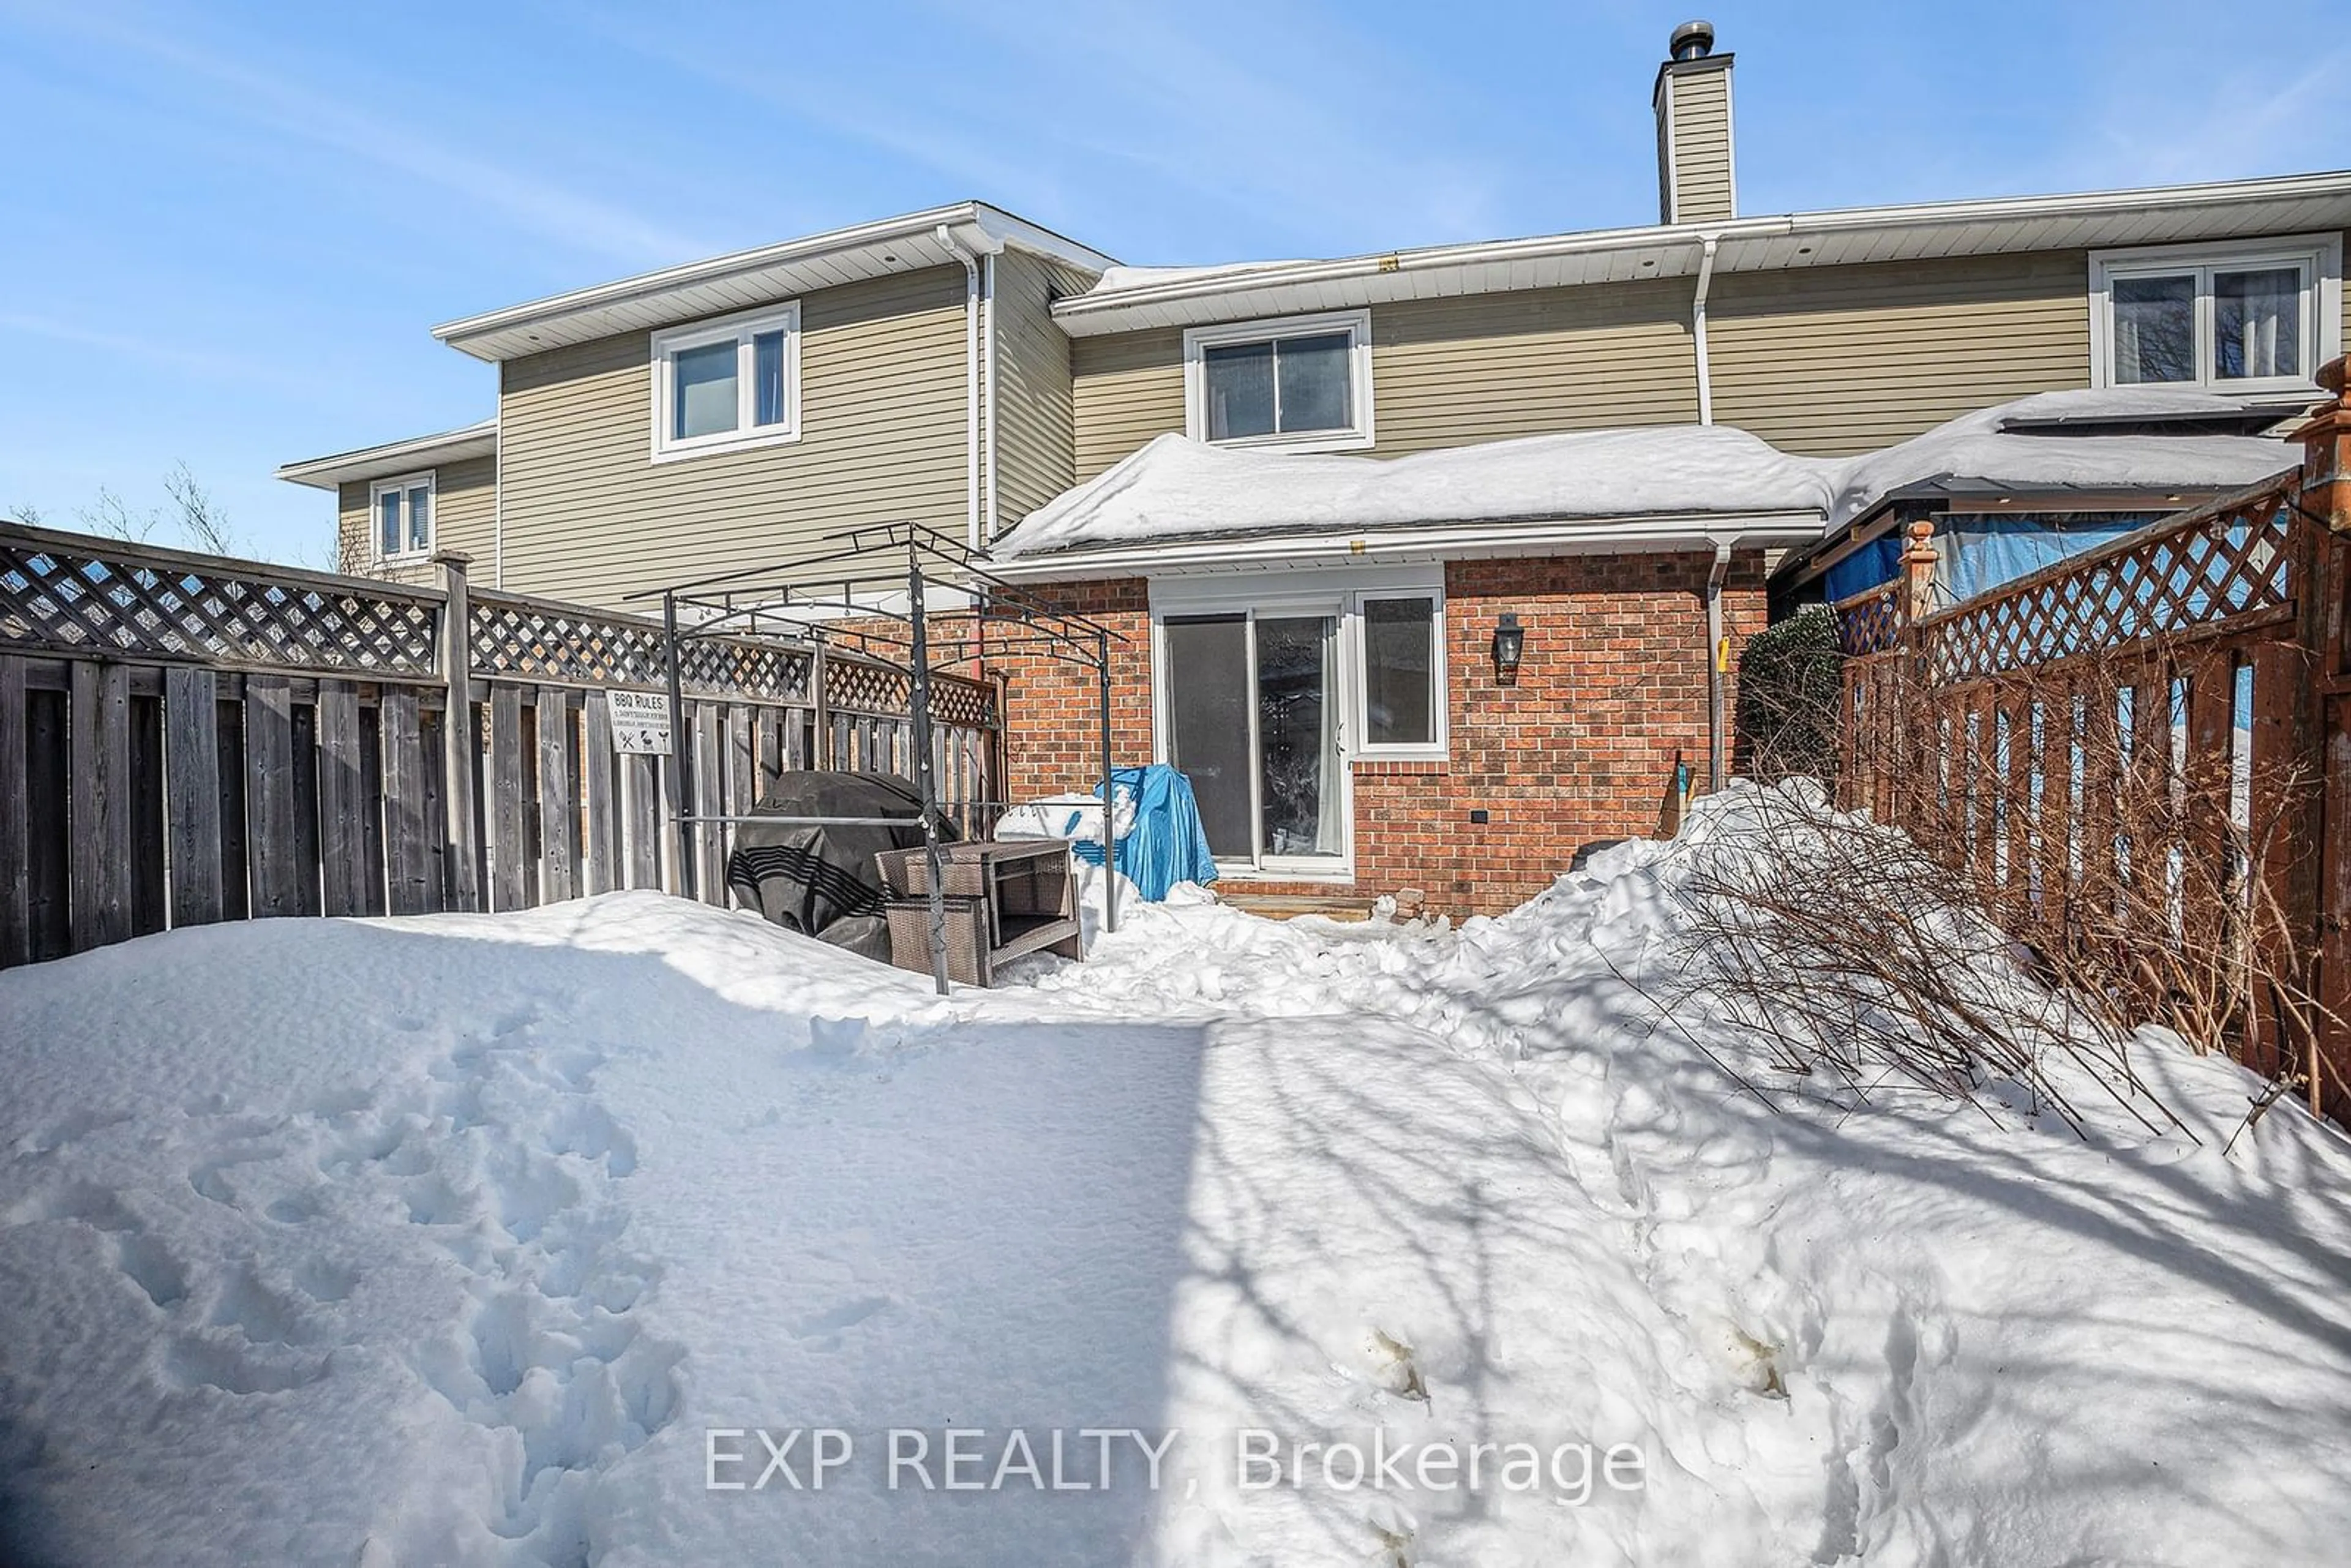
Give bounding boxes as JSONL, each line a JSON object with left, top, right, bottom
{"left": 1164, "top": 609, "right": 1346, "bottom": 872}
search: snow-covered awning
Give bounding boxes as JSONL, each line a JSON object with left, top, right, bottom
{"left": 988, "top": 426, "right": 1833, "bottom": 576}
{"left": 1822, "top": 388, "right": 2306, "bottom": 535}
{"left": 987, "top": 389, "right": 2303, "bottom": 582}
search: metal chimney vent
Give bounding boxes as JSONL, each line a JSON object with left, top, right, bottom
{"left": 1669, "top": 20, "right": 1715, "bottom": 61}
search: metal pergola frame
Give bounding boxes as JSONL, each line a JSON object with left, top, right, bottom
{"left": 626, "top": 520, "right": 1128, "bottom": 996}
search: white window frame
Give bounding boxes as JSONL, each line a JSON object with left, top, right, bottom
{"left": 1146, "top": 565, "right": 1447, "bottom": 880}
{"left": 368, "top": 470, "right": 435, "bottom": 565}
{"left": 650, "top": 301, "right": 803, "bottom": 462}
{"left": 1349, "top": 585, "right": 1449, "bottom": 762}
{"left": 2089, "top": 233, "right": 2341, "bottom": 394}
{"left": 1182, "top": 308, "right": 1375, "bottom": 453}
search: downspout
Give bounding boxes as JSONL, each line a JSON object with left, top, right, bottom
{"left": 982, "top": 252, "right": 1000, "bottom": 542}
{"left": 1704, "top": 538, "right": 1731, "bottom": 790}
{"left": 492, "top": 369, "right": 506, "bottom": 587}
{"left": 1691, "top": 233, "right": 1719, "bottom": 426}
{"left": 937, "top": 224, "right": 983, "bottom": 553}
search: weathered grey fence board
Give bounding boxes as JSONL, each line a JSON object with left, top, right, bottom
{"left": 487, "top": 684, "right": 527, "bottom": 912}
{"left": 692, "top": 702, "right": 724, "bottom": 901}
{"left": 726, "top": 704, "right": 754, "bottom": 827}
{"left": 358, "top": 708, "right": 387, "bottom": 918}
{"left": 622, "top": 752, "right": 659, "bottom": 891}
{"left": 420, "top": 705, "right": 452, "bottom": 915}
{"left": 163, "top": 667, "right": 223, "bottom": 929}
{"left": 215, "top": 688, "right": 250, "bottom": 922}
{"left": 536, "top": 686, "right": 576, "bottom": 904}
{"left": 68, "top": 662, "right": 131, "bottom": 949}
{"left": 245, "top": 675, "right": 302, "bottom": 918}
{"left": 316, "top": 681, "right": 371, "bottom": 918}
{"left": 289, "top": 700, "right": 323, "bottom": 918}
{"left": 26, "top": 687, "right": 67, "bottom": 960}
{"left": 0, "top": 527, "right": 1001, "bottom": 969}
{"left": 0, "top": 656, "right": 28, "bottom": 966}
{"left": 381, "top": 689, "right": 434, "bottom": 917}
{"left": 581, "top": 694, "right": 617, "bottom": 895}
{"left": 127, "top": 694, "right": 167, "bottom": 939}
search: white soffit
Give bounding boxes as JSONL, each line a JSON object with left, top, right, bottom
{"left": 276, "top": 418, "right": 498, "bottom": 489}
{"left": 1051, "top": 171, "right": 2351, "bottom": 336}
{"left": 432, "top": 203, "right": 1117, "bottom": 363}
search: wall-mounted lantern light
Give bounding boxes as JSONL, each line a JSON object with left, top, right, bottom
{"left": 1492, "top": 612, "right": 1525, "bottom": 683}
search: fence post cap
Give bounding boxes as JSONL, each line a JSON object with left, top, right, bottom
{"left": 2317, "top": 356, "right": 2346, "bottom": 397}
{"left": 430, "top": 550, "right": 474, "bottom": 569}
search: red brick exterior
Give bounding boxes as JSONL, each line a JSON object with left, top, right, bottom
{"left": 983, "top": 551, "right": 1769, "bottom": 917}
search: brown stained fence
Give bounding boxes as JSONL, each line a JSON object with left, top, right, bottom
{"left": 1835, "top": 367, "right": 2351, "bottom": 1123}
{"left": 0, "top": 527, "right": 1000, "bottom": 969}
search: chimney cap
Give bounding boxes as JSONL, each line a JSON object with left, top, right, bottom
{"left": 1668, "top": 20, "right": 1715, "bottom": 61}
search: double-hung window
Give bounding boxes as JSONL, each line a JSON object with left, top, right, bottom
{"left": 369, "top": 471, "right": 433, "bottom": 562}
{"left": 1183, "top": 309, "right": 1374, "bottom": 452}
{"left": 2092, "top": 236, "right": 2339, "bottom": 392}
{"left": 650, "top": 302, "right": 801, "bottom": 460}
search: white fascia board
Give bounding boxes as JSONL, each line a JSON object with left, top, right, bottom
{"left": 1052, "top": 170, "right": 2351, "bottom": 335}
{"left": 984, "top": 512, "right": 1823, "bottom": 581}
{"left": 275, "top": 419, "right": 498, "bottom": 489}
{"left": 432, "top": 202, "right": 1116, "bottom": 362}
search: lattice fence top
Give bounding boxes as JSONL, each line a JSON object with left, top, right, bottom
{"left": 1833, "top": 583, "right": 1902, "bottom": 657}
{"left": 470, "top": 591, "right": 813, "bottom": 702}
{"left": 825, "top": 654, "right": 912, "bottom": 717}
{"left": 1916, "top": 484, "right": 2295, "bottom": 684}
{"left": 0, "top": 525, "right": 442, "bottom": 676}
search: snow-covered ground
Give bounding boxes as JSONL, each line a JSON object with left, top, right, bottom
{"left": 4, "top": 787, "right": 2350, "bottom": 1566}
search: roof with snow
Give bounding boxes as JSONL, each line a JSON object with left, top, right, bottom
{"left": 990, "top": 426, "right": 1835, "bottom": 567}
{"left": 1821, "top": 388, "right": 2304, "bottom": 535}
{"left": 988, "top": 389, "right": 2303, "bottom": 572}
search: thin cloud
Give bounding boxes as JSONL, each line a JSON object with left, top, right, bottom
{"left": 576, "top": 11, "right": 1068, "bottom": 221}
{"left": 940, "top": 0, "right": 1502, "bottom": 250}
{"left": 2071, "top": 44, "right": 2351, "bottom": 189}
{"left": 6, "top": 3, "right": 703, "bottom": 267}
{"left": 0, "top": 310, "right": 321, "bottom": 391}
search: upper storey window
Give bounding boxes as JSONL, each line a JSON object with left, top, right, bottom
{"left": 2093, "top": 236, "right": 2338, "bottom": 392}
{"left": 651, "top": 302, "right": 801, "bottom": 460}
{"left": 1183, "top": 310, "right": 1374, "bottom": 452}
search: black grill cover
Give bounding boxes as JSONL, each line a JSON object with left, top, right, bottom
{"left": 724, "top": 771, "right": 959, "bottom": 961}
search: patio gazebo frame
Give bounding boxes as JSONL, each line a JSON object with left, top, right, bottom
{"left": 629, "top": 521, "right": 1127, "bottom": 995}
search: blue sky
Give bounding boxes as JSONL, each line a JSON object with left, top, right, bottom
{"left": 2, "top": 0, "right": 2346, "bottom": 565}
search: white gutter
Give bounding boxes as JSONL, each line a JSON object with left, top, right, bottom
{"left": 1051, "top": 168, "right": 2351, "bottom": 328}
{"left": 937, "top": 224, "right": 985, "bottom": 552}
{"left": 986, "top": 512, "right": 1821, "bottom": 581}
{"left": 1692, "top": 233, "right": 1719, "bottom": 426}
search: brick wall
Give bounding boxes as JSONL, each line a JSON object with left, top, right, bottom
{"left": 986, "top": 551, "right": 1769, "bottom": 917}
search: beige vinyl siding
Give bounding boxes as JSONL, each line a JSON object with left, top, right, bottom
{"left": 992, "top": 250, "right": 1081, "bottom": 535}
{"left": 1070, "top": 279, "right": 1699, "bottom": 481}
{"left": 496, "top": 265, "right": 969, "bottom": 607}
{"left": 1708, "top": 250, "right": 2092, "bottom": 454}
{"left": 1664, "top": 67, "right": 1734, "bottom": 223}
{"left": 336, "top": 452, "right": 497, "bottom": 584}
{"left": 1071, "top": 328, "right": 1188, "bottom": 482}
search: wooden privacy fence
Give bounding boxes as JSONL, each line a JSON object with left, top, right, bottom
{"left": 0, "top": 525, "right": 1002, "bottom": 969}
{"left": 1834, "top": 367, "right": 2351, "bottom": 1123}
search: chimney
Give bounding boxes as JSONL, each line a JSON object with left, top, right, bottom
{"left": 1653, "top": 20, "right": 1736, "bottom": 225}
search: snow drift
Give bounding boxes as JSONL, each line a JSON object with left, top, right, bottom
{"left": 3, "top": 784, "right": 2349, "bottom": 1566}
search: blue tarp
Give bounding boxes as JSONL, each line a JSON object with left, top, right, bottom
{"left": 1068, "top": 765, "right": 1219, "bottom": 899}
{"left": 1824, "top": 512, "right": 2161, "bottom": 608}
